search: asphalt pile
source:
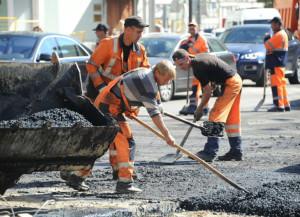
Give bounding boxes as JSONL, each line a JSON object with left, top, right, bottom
{"left": 180, "top": 179, "right": 300, "bottom": 217}
{"left": 0, "top": 108, "right": 93, "bottom": 128}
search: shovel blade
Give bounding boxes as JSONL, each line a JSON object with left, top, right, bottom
{"left": 158, "top": 153, "right": 183, "bottom": 164}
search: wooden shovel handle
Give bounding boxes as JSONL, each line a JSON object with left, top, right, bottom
{"left": 132, "top": 116, "right": 249, "bottom": 193}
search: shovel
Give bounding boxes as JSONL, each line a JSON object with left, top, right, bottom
{"left": 158, "top": 124, "right": 193, "bottom": 164}
{"left": 254, "top": 69, "right": 268, "bottom": 112}
{"left": 132, "top": 116, "right": 249, "bottom": 193}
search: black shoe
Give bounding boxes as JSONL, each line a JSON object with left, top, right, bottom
{"left": 285, "top": 107, "right": 291, "bottom": 112}
{"left": 112, "top": 170, "right": 138, "bottom": 180}
{"left": 179, "top": 106, "right": 189, "bottom": 115}
{"left": 67, "top": 180, "right": 90, "bottom": 191}
{"left": 116, "top": 182, "right": 142, "bottom": 194}
{"left": 194, "top": 151, "right": 216, "bottom": 162}
{"left": 185, "top": 105, "right": 197, "bottom": 115}
{"left": 62, "top": 173, "right": 89, "bottom": 191}
{"left": 267, "top": 107, "right": 284, "bottom": 112}
{"left": 218, "top": 151, "right": 243, "bottom": 161}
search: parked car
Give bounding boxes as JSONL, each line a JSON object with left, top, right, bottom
{"left": 140, "top": 32, "right": 236, "bottom": 101}
{"left": 220, "top": 24, "right": 300, "bottom": 86}
{"left": 0, "top": 31, "right": 92, "bottom": 64}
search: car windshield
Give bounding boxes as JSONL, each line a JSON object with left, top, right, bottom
{"left": 140, "top": 37, "right": 179, "bottom": 58}
{"left": 220, "top": 27, "right": 270, "bottom": 44}
{"left": 0, "top": 35, "right": 37, "bottom": 60}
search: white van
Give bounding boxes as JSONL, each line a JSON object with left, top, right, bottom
{"left": 225, "top": 8, "right": 281, "bottom": 28}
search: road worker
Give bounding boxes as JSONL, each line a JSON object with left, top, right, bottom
{"left": 94, "top": 60, "right": 176, "bottom": 193}
{"left": 61, "top": 16, "right": 150, "bottom": 191}
{"left": 172, "top": 49, "right": 243, "bottom": 162}
{"left": 93, "top": 23, "right": 109, "bottom": 47}
{"left": 264, "top": 17, "right": 290, "bottom": 112}
{"left": 179, "top": 21, "right": 209, "bottom": 115}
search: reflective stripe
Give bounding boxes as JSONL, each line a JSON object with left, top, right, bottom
{"left": 110, "top": 150, "right": 117, "bottom": 156}
{"left": 97, "top": 36, "right": 119, "bottom": 80}
{"left": 273, "top": 48, "right": 288, "bottom": 52}
{"left": 118, "top": 162, "right": 134, "bottom": 169}
{"left": 273, "top": 96, "right": 284, "bottom": 100}
{"left": 227, "top": 132, "right": 241, "bottom": 137}
{"left": 137, "top": 59, "right": 141, "bottom": 67}
{"left": 225, "top": 124, "right": 240, "bottom": 130}
{"left": 112, "top": 165, "right": 118, "bottom": 170}
{"left": 118, "top": 177, "right": 132, "bottom": 183}
{"left": 87, "top": 59, "right": 99, "bottom": 67}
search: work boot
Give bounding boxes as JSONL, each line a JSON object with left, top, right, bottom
{"left": 179, "top": 105, "right": 190, "bottom": 115}
{"left": 267, "top": 106, "right": 284, "bottom": 112}
{"left": 191, "top": 137, "right": 219, "bottom": 162}
{"left": 115, "top": 182, "right": 142, "bottom": 194}
{"left": 284, "top": 106, "right": 291, "bottom": 112}
{"left": 61, "top": 172, "right": 89, "bottom": 191}
{"left": 195, "top": 150, "right": 216, "bottom": 162}
{"left": 218, "top": 136, "right": 243, "bottom": 161}
{"left": 185, "top": 104, "right": 197, "bottom": 115}
{"left": 112, "top": 170, "right": 138, "bottom": 180}
{"left": 218, "top": 151, "right": 243, "bottom": 161}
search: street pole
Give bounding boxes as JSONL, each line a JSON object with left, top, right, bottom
{"left": 189, "top": 0, "right": 192, "bottom": 22}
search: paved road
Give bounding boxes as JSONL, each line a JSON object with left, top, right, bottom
{"left": 1, "top": 82, "right": 299, "bottom": 216}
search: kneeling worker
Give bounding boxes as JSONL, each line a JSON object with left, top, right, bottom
{"left": 94, "top": 60, "right": 176, "bottom": 193}
{"left": 172, "top": 49, "right": 243, "bottom": 162}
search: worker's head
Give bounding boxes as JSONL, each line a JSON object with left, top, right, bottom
{"left": 270, "top": 17, "right": 282, "bottom": 32}
{"left": 124, "top": 16, "right": 149, "bottom": 43}
{"left": 188, "top": 21, "right": 198, "bottom": 36}
{"left": 172, "top": 49, "right": 190, "bottom": 71}
{"left": 93, "top": 23, "right": 109, "bottom": 41}
{"left": 154, "top": 60, "right": 176, "bottom": 85}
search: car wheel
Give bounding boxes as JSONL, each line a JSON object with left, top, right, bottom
{"left": 288, "top": 58, "right": 300, "bottom": 84}
{"left": 159, "top": 81, "right": 174, "bottom": 102}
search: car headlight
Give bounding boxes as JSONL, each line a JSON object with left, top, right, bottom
{"left": 240, "top": 52, "right": 265, "bottom": 60}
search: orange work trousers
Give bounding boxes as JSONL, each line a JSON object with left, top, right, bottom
{"left": 270, "top": 67, "right": 290, "bottom": 109}
{"left": 209, "top": 74, "right": 242, "bottom": 137}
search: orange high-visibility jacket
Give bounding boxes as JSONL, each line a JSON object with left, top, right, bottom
{"left": 86, "top": 34, "right": 150, "bottom": 90}
{"left": 187, "top": 33, "right": 209, "bottom": 55}
{"left": 264, "top": 29, "right": 288, "bottom": 69}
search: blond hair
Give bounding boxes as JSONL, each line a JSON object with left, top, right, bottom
{"left": 154, "top": 60, "right": 176, "bottom": 79}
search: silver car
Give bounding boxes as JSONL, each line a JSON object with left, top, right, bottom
{"left": 140, "top": 32, "right": 236, "bottom": 101}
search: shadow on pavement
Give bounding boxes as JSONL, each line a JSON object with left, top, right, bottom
{"left": 276, "top": 164, "right": 300, "bottom": 174}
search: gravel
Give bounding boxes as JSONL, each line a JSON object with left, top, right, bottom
{"left": 0, "top": 108, "right": 93, "bottom": 128}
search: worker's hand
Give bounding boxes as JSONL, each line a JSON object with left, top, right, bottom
{"left": 194, "top": 107, "right": 203, "bottom": 122}
{"left": 158, "top": 104, "right": 164, "bottom": 114}
{"left": 165, "top": 133, "right": 176, "bottom": 147}
{"left": 125, "top": 108, "right": 139, "bottom": 119}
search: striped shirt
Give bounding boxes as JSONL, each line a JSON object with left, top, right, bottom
{"left": 113, "top": 68, "right": 161, "bottom": 117}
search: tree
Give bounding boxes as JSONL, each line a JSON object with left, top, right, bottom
{"left": 257, "top": 0, "right": 273, "bottom": 8}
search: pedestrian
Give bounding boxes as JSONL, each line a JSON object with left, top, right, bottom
{"left": 93, "top": 23, "right": 109, "bottom": 47}
{"left": 60, "top": 16, "right": 150, "bottom": 191}
{"left": 94, "top": 60, "right": 176, "bottom": 193}
{"left": 179, "top": 21, "right": 209, "bottom": 115}
{"left": 264, "top": 17, "right": 290, "bottom": 112}
{"left": 172, "top": 49, "right": 243, "bottom": 162}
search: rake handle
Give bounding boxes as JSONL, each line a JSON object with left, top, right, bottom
{"left": 164, "top": 112, "right": 203, "bottom": 130}
{"left": 132, "top": 116, "right": 249, "bottom": 193}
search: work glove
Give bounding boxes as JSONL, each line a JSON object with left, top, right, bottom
{"left": 158, "top": 104, "right": 164, "bottom": 114}
{"left": 125, "top": 107, "right": 140, "bottom": 119}
{"left": 194, "top": 108, "right": 203, "bottom": 122}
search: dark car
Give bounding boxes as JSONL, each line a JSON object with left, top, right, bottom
{"left": 140, "top": 32, "right": 236, "bottom": 101}
{"left": 220, "top": 24, "right": 300, "bottom": 86}
{"left": 0, "top": 31, "right": 92, "bottom": 64}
